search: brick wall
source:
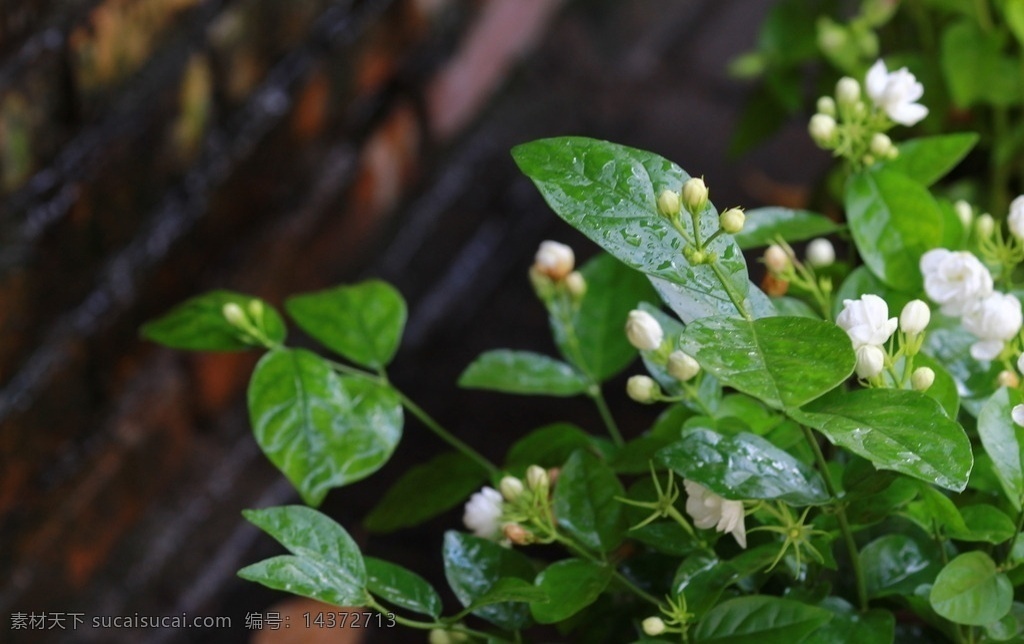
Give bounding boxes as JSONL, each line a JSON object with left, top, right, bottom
{"left": 0, "top": 0, "right": 564, "bottom": 640}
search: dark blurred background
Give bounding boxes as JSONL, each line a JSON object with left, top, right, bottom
{"left": 0, "top": 0, "right": 829, "bottom": 642}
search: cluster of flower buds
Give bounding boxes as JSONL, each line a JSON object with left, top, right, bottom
{"left": 809, "top": 59, "right": 927, "bottom": 168}
{"left": 657, "top": 176, "right": 745, "bottom": 267}
{"left": 762, "top": 239, "right": 834, "bottom": 313}
{"left": 464, "top": 465, "right": 560, "bottom": 547}
{"left": 623, "top": 308, "right": 703, "bottom": 404}
{"left": 836, "top": 294, "right": 934, "bottom": 389}
{"left": 529, "top": 241, "right": 586, "bottom": 304}
{"left": 222, "top": 299, "right": 276, "bottom": 348}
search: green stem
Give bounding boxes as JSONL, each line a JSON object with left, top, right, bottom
{"left": 591, "top": 388, "right": 625, "bottom": 446}
{"left": 709, "top": 262, "right": 753, "bottom": 321}
{"left": 394, "top": 390, "right": 499, "bottom": 477}
{"left": 1003, "top": 502, "right": 1024, "bottom": 566}
{"left": 550, "top": 533, "right": 661, "bottom": 607}
{"left": 366, "top": 598, "right": 507, "bottom": 642}
{"left": 801, "top": 425, "right": 868, "bottom": 612}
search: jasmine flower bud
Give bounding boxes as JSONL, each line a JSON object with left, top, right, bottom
{"left": 808, "top": 114, "right": 837, "bottom": 146}
{"left": 681, "top": 177, "right": 709, "bottom": 214}
{"left": 836, "top": 76, "right": 861, "bottom": 107}
{"left": 625, "top": 310, "right": 664, "bottom": 351}
{"left": 764, "top": 244, "right": 790, "bottom": 274}
{"left": 899, "top": 300, "right": 930, "bottom": 336}
{"left": 642, "top": 617, "right": 667, "bottom": 636}
{"left": 806, "top": 238, "right": 835, "bottom": 268}
{"left": 911, "top": 367, "right": 935, "bottom": 392}
{"left": 855, "top": 345, "right": 886, "bottom": 378}
{"left": 533, "top": 240, "right": 575, "bottom": 281}
{"left": 657, "top": 189, "right": 681, "bottom": 218}
{"left": 870, "top": 132, "right": 895, "bottom": 158}
{"left": 503, "top": 523, "right": 534, "bottom": 546}
{"left": 667, "top": 350, "right": 700, "bottom": 382}
{"left": 222, "top": 302, "right": 248, "bottom": 327}
{"left": 499, "top": 476, "right": 524, "bottom": 502}
{"left": 1013, "top": 404, "right": 1024, "bottom": 427}
{"left": 526, "top": 465, "right": 549, "bottom": 492}
{"left": 954, "top": 200, "right": 973, "bottom": 229}
{"left": 719, "top": 207, "right": 745, "bottom": 234}
{"left": 816, "top": 96, "right": 836, "bottom": 117}
{"left": 564, "top": 271, "right": 587, "bottom": 299}
{"left": 998, "top": 369, "right": 1020, "bottom": 389}
{"left": 627, "top": 375, "right": 660, "bottom": 404}
{"left": 976, "top": 213, "right": 995, "bottom": 240}
{"left": 1009, "top": 195, "right": 1024, "bottom": 240}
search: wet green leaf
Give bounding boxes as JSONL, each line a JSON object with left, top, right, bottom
{"left": 694, "top": 595, "right": 832, "bottom": 643}
{"left": 888, "top": 133, "right": 979, "bottom": 186}
{"left": 142, "top": 290, "right": 285, "bottom": 351}
{"left": 458, "top": 350, "right": 588, "bottom": 396}
{"left": 793, "top": 389, "right": 973, "bottom": 492}
{"left": 733, "top": 207, "right": 842, "bottom": 249}
{"left": 553, "top": 450, "right": 626, "bottom": 552}
{"left": 657, "top": 429, "right": 829, "bottom": 505}
{"left": 365, "top": 557, "right": 442, "bottom": 618}
{"left": 442, "top": 531, "right": 536, "bottom": 630}
{"left": 861, "top": 534, "right": 940, "bottom": 598}
{"left": 239, "top": 506, "right": 368, "bottom": 606}
{"left": 286, "top": 280, "right": 406, "bottom": 369}
{"left": 679, "top": 315, "right": 854, "bottom": 410}
{"left": 977, "top": 388, "right": 1024, "bottom": 510}
{"left": 530, "top": 559, "right": 611, "bottom": 623}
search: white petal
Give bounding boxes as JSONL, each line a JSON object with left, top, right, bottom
{"left": 865, "top": 59, "right": 888, "bottom": 101}
{"left": 889, "top": 102, "right": 929, "bottom": 126}
{"left": 970, "top": 340, "right": 1004, "bottom": 361}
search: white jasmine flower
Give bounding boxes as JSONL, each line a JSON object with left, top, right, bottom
{"left": 1013, "top": 404, "right": 1024, "bottom": 427}
{"left": 806, "top": 238, "right": 836, "bottom": 268}
{"left": 836, "top": 294, "right": 898, "bottom": 349}
{"left": 899, "top": 300, "right": 931, "bottom": 336}
{"left": 962, "top": 293, "right": 1023, "bottom": 360}
{"left": 920, "top": 249, "right": 993, "bottom": 316}
{"left": 463, "top": 487, "right": 503, "bottom": 539}
{"left": 625, "top": 310, "right": 664, "bottom": 351}
{"left": 865, "top": 59, "right": 928, "bottom": 126}
{"left": 533, "top": 241, "right": 574, "bottom": 280}
{"left": 684, "top": 480, "right": 747, "bottom": 548}
{"left": 1009, "top": 195, "right": 1024, "bottom": 240}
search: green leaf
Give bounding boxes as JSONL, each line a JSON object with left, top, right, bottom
{"left": 930, "top": 552, "right": 1013, "bottom": 626}
{"left": 364, "top": 452, "right": 487, "bottom": 533}
{"left": 804, "top": 599, "right": 894, "bottom": 644}
{"left": 793, "top": 389, "right": 973, "bottom": 492}
{"left": 904, "top": 484, "right": 970, "bottom": 538}
{"left": 552, "top": 450, "right": 626, "bottom": 552}
{"left": 551, "top": 253, "right": 657, "bottom": 381}
{"left": 248, "top": 349, "right": 403, "bottom": 506}
{"left": 941, "top": 21, "right": 1022, "bottom": 108}
{"left": 694, "top": 595, "right": 832, "bottom": 643}
{"left": 238, "top": 506, "right": 368, "bottom": 606}
{"left": 504, "top": 423, "right": 597, "bottom": 470}
{"left": 924, "top": 312, "right": 1002, "bottom": 416}
{"left": 861, "top": 534, "right": 940, "bottom": 599}
{"left": 651, "top": 276, "right": 776, "bottom": 324}
{"left": 985, "top": 601, "right": 1024, "bottom": 641}
{"left": 364, "top": 557, "right": 442, "bottom": 618}
{"left": 733, "top": 208, "right": 842, "bottom": 249}
{"left": 461, "top": 578, "right": 549, "bottom": 613}
{"left": 442, "top": 531, "right": 536, "bottom": 630}
{"left": 904, "top": 353, "right": 960, "bottom": 419}
{"left": 679, "top": 315, "right": 854, "bottom": 410}
{"left": 771, "top": 296, "right": 819, "bottom": 318}
{"left": 530, "top": 559, "right": 611, "bottom": 624}
{"left": 512, "top": 137, "right": 752, "bottom": 322}
{"left": 141, "top": 290, "right": 286, "bottom": 351}
{"left": 845, "top": 168, "right": 944, "bottom": 292}
{"left": 673, "top": 555, "right": 738, "bottom": 619}
{"left": 954, "top": 505, "right": 1017, "bottom": 544}
{"left": 887, "top": 134, "right": 980, "bottom": 186}
{"left": 458, "top": 350, "right": 588, "bottom": 396}
{"left": 286, "top": 280, "right": 406, "bottom": 369}
{"left": 977, "top": 388, "right": 1024, "bottom": 510}
{"left": 657, "top": 429, "right": 829, "bottom": 505}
